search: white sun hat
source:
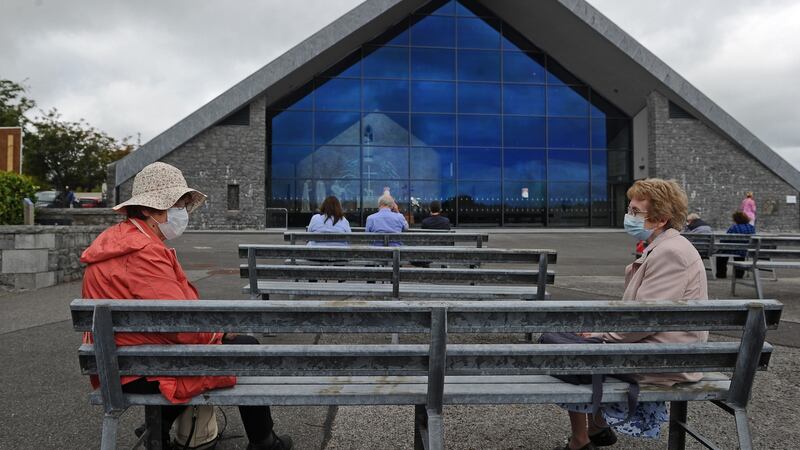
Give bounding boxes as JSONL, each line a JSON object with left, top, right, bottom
{"left": 112, "top": 162, "right": 207, "bottom": 213}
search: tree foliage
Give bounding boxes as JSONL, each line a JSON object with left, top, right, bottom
{"left": 23, "top": 109, "right": 132, "bottom": 191}
{"left": 0, "top": 172, "right": 38, "bottom": 225}
{"left": 0, "top": 79, "right": 35, "bottom": 128}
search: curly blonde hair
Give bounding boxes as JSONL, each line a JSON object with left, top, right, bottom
{"left": 627, "top": 178, "right": 688, "bottom": 230}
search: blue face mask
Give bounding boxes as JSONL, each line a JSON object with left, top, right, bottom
{"left": 624, "top": 214, "right": 654, "bottom": 241}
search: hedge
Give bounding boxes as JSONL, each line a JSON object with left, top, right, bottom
{"left": 0, "top": 171, "right": 38, "bottom": 225}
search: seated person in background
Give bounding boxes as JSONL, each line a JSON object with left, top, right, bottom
{"left": 715, "top": 210, "right": 756, "bottom": 279}
{"left": 366, "top": 194, "right": 408, "bottom": 233}
{"left": 307, "top": 196, "right": 351, "bottom": 246}
{"left": 684, "top": 212, "right": 712, "bottom": 233}
{"left": 421, "top": 201, "right": 451, "bottom": 230}
{"left": 558, "top": 178, "right": 707, "bottom": 450}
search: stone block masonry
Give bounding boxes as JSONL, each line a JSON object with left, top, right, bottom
{"left": 0, "top": 226, "right": 106, "bottom": 291}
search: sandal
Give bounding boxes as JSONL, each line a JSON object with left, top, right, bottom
{"left": 589, "top": 427, "right": 618, "bottom": 447}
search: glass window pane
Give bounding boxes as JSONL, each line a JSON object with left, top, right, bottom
{"left": 607, "top": 151, "right": 630, "bottom": 182}
{"left": 458, "top": 115, "right": 501, "bottom": 147}
{"left": 411, "top": 181, "right": 456, "bottom": 223}
{"left": 298, "top": 179, "right": 361, "bottom": 215}
{"left": 312, "top": 146, "right": 360, "bottom": 179}
{"left": 503, "top": 85, "right": 545, "bottom": 115}
{"left": 363, "top": 180, "right": 410, "bottom": 210}
{"left": 455, "top": 1, "right": 477, "bottom": 17}
{"left": 549, "top": 150, "right": 590, "bottom": 181}
{"left": 501, "top": 27, "right": 541, "bottom": 52}
{"left": 320, "top": 52, "right": 361, "bottom": 78}
{"left": 458, "top": 181, "right": 501, "bottom": 225}
{"left": 547, "top": 86, "right": 589, "bottom": 116}
{"left": 410, "top": 114, "right": 456, "bottom": 147}
{"left": 271, "top": 111, "right": 312, "bottom": 145}
{"left": 591, "top": 150, "right": 607, "bottom": 183}
{"left": 315, "top": 78, "right": 361, "bottom": 111}
{"left": 548, "top": 182, "right": 590, "bottom": 226}
{"left": 363, "top": 79, "right": 408, "bottom": 112}
{"left": 458, "top": 82, "right": 500, "bottom": 114}
{"left": 411, "top": 81, "right": 456, "bottom": 113}
{"left": 363, "top": 46, "right": 409, "bottom": 78}
{"left": 315, "top": 111, "right": 360, "bottom": 146}
{"left": 271, "top": 146, "right": 312, "bottom": 179}
{"left": 504, "top": 116, "right": 546, "bottom": 148}
{"left": 411, "top": 48, "right": 455, "bottom": 80}
{"left": 591, "top": 182, "right": 611, "bottom": 227}
{"left": 430, "top": 0, "right": 456, "bottom": 15}
{"left": 411, "top": 147, "right": 455, "bottom": 180}
{"left": 362, "top": 146, "right": 409, "bottom": 179}
{"left": 503, "top": 52, "right": 546, "bottom": 83}
{"left": 458, "top": 147, "right": 501, "bottom": 180}
{"left": 590, "top": 93, "right": 627, "bottom": 118}
{"left": 271, "top": 179, "right": 298, "bottom": 211}
{"left": 504, "top": 149, "right": 546, "bottom": 180}
{"left": 458, "top": 50, "right": 500, "bottom": 81}
{"left": 592, "top": 118, "right": 631, "bottom": 149}
{"left": 548, "top": 117, "right": 589, "bottom": 148}
{"left": 411, "top": 15, "right": 455, "bottom": 47}
{"left": 362, "top": 112, "right": 409, "bottom": 146}
{"left": 457, "top": 17, "right": 500, "bottom": 49}
{"left": 504, "top": 182, "right": 546, "bottom": 226}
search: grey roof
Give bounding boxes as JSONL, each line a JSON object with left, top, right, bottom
{"left": 114, "top": 0, "right": 800, "bottom": 191}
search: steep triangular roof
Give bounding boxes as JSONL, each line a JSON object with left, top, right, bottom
{"left": 114, "top": 0, "right": 800, "bottom": 191}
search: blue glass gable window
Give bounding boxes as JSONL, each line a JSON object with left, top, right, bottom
{"left": 268, "top": 0, "right": 632, "bottom": 227}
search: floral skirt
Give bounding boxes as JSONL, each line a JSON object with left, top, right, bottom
{"left": 560, "top": 401, "right": 669, "bottom": 439}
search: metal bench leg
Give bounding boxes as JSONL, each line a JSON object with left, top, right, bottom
{"left": 709, "top": 256, "right": 717, "bottom": 280}
{"left": 144, "top": 405, "right": 164, "bottom": 450}
{"left": 414, "top": 404, "right": 426, "bottom": 450}
{"left": 753, "top": 268, "right": 764, "bottom": 299}
{"left": 100, "top": 413, "right": 121, "bottom": 450}
{"left": 667, "top": 401, "right": 687, "bottom": 450}
{"left": 730, "top": 268, "right": 737, "bottom": 296}
{"left": 426, "top": 408, "right": 444, "bottom": 450}
{"left": 734, "top": 406, "right": 753, "bottom": 450}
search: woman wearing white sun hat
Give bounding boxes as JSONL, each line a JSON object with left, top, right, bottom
{"left": 81, "top": 162, "right": 293, "bottom": 450}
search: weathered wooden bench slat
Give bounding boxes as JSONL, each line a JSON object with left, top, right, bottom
{"left": 283, "top": 232, "right": 489, "bottom": 247}
{"left": 241, "top": 281, "right": 545, "bottom": 300}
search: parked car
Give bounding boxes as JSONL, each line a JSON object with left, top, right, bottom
{"left": 35, "top": 191, "right": 60, "bottom": 208}
{"left": 79, "top": 197, "right": 103, "bottom": 208}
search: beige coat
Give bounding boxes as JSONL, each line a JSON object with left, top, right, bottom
{"left": 601, "top": 228, "right": 709, "bottom": 386}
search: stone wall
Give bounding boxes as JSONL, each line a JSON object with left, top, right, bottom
{"left": 118, "top": 95, "right": 268, "bottom": 230}
{"left": 0, "top": 226, "right": 106, "bottom": 291}
{"left": 35, "top": 208, "right": 122, "bottom": 227}
{"left": 648, "top": 91, "right": 799, "bottom": 232}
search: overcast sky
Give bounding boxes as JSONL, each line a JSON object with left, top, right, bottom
{"left": 3, "top": 0, "right": 799, "bottom": 167}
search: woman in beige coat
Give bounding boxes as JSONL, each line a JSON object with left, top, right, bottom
{"left": 558, "top": 179, "right": 708, "bottom": 450}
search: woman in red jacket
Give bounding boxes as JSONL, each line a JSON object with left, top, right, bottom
{"left": 82, "top": 162, "right": 292, "bottom": 450}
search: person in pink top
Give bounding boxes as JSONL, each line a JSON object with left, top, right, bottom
{"left": 740, "top": 191, "right": 756, "bottom": 225}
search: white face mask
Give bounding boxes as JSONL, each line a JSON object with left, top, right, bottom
{"left": 153, "top": 207, "right": 189, "bottom": 240}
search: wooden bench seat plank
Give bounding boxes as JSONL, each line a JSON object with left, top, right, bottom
{"left": 90, "top": 376, "right": 730, "bottom": 406}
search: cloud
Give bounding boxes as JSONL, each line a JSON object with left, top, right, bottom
{"left": 2, "top": 0, "right": 798, "bottom": 171}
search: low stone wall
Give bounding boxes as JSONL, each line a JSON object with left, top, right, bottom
{"left": 35, "top": 208, "right": 122, "bottom": 226}
{"left": 0, "top": 225, "right": 106, "bottom": 290}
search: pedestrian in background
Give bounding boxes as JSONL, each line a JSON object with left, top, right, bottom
{"left": 740, "top": 191, "right": 756, "bottom": 225}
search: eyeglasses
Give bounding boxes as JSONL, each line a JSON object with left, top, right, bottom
{"left": 626, "top": 207, "right": 648, "bottom": 218}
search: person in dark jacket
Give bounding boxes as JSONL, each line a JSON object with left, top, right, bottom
{"left": 715, "top": 211, "right": 756, "bottom": 279}
{"left": 684, "top": 213, "right": 712, "bottom": 233}
{"left": 421, "top": 201, "right": 451, "bottom": 230}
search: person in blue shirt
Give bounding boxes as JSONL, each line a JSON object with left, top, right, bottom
{"left": 307, "top": 196, "right": 351, "bottom": 246}
{"left": 365, "top": 194, "right": 408, "bottom": 233}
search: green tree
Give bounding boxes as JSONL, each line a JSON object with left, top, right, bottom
{"left": 0, "top": 79, "right": 35, "bottom": 127}
{"left": 23, "top": 109, "right": 132, "bottom": 191}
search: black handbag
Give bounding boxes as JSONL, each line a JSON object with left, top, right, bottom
{"left": 538, "top": 332, "right": 640, "bottom": 425}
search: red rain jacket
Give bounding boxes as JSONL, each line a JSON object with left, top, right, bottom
{"left": 81, "top": 218, "right": 235, "bottom": 403}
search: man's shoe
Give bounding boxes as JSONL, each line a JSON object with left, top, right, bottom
{"left": 247, "top": 432, "right": 293, "bottom": 450}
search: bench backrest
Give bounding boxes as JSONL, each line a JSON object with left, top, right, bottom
{"left": 748, "top": 236, "right": 800, "bottom": 261}
{"left": 284, "top": 232, "right": 488, "bottom": 247}
{"left": 681, "top": 233, "right": 714, "bottom": 257}
{"left": 71, "top": 298, "right": 781, "bottom": 414}
{"left": 350, "top": 227, "right": 454, "bottom": 233}
{"left": 240, "top": 245, "right": 557, "bottom": 299}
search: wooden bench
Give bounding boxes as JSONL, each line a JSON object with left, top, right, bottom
{"left": 284, "top": 231, "right": 488, "bottom": 248}
{"left": 71, "top": 298, "right": 782, "bottom": 450}
{"left": 731, "top": 236, "right": 800, "bottom": 299}
{"left": 240, "top": 244, "right": 556, "bottom": 301}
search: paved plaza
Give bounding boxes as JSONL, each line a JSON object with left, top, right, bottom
{"left": 1, "top": 231, "right": 798, "bottom": 449}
